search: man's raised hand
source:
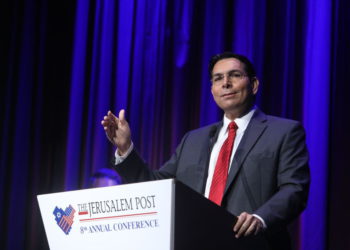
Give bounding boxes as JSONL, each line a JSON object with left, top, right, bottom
{"left": 101, "top": 109, "right": 131, "bottom": 155}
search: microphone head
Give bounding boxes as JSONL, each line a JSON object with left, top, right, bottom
{"left": 209, "top": 125, "right": 218, "bottom": 138}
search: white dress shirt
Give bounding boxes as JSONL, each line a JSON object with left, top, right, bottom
{"left": 204, "top": 109, "right": 255, "bottom": 197}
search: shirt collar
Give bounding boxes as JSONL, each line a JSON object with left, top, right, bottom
{"left": 222, "top": 107, "right": 256, "bottom": 133}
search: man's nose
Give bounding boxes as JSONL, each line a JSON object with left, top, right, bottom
{"left": 222, "top": 75, "right": 232, "bottom": 88}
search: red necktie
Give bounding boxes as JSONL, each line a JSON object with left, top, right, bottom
{"left": 209, "top": 121, "right": 238, "bottom": 206}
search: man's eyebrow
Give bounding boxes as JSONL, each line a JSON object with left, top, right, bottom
{"left": 212, "top": 69, "right": 242, "bottom": 76}
{"left": 228, "top": 69, "right": 243, "bottom": 73}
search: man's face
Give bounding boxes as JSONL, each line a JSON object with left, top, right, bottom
{"left": 211, "top": 58, "right": 259, "bottom": 114}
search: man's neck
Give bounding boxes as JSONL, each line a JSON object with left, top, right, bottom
{"left": 224, "top": 104, "right": 255, "bottom": 120}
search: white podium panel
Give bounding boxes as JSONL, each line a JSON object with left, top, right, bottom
{"left": 38, "top": 179, "right": 175, "bottom": 250}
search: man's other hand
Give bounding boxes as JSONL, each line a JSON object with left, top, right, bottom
{"left": 233, "top": 212, "right": 263, "bottom": 238}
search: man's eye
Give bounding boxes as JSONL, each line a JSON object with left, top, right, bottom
{"left": 213, "top": 76, "right": 223, "bottom": 82}
{"left": 231, "top": 72, "right": 242, "bottom": 78}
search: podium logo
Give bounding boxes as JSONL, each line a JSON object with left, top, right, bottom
{"left": 53, "top": 205, "right": 76, "bottom": 235}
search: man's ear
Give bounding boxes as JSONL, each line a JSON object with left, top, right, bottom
{"left": 251, "top": 77, "right": 259, "bottom": 95}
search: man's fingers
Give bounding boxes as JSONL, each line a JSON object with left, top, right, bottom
{"left": 236, "top": 218, "right": 252, "bottom": 238}
{"left": 234, "top": 212, "right": 263, "bottom": 238}
{"left": 106, "top": 110, "right": 118, "bottom": 124}
{"left": 234, "top": 212, "right": 247, "bottom": 232}
{"left": 234, "top": 214, "right": 263, "bottom": 238}
{"left": 101, "top": 112, "right": 120, "bottom": 142}
{"left": 103, "top": 111, "right": 119, "bottom": 125}
{"left": 244, "top": 219, "right": 257, "bottom": 237}
{"left": 233, "top": 212, "right": 246, "bottom": 232}
{"left": 102, "top": 119, "right": 117, "bottom": 130}
{"left": 107, "top": 110, "right": 117, "bottom": 119}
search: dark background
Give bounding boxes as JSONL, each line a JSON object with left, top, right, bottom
{"left": 0, "top": 0, "right": 349, "bottom": 249}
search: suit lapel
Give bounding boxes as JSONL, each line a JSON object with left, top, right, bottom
{"left": 196, "top": 122, "right": 222, "bottom": 194}
{"left": 224, "top": 109, "right": 267, "bottom": 194}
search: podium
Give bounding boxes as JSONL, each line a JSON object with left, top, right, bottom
{"left": 38, "top": 179, "right": 241, "bottom": 250}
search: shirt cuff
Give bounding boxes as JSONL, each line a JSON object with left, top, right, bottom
{"left": 252, "top": 214, "right": 267, "bottom": 229}
{"left": 114, "top": 142, "right": 134, "bottom": 165}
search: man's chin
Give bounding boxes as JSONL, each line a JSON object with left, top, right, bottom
{"left": 220, "top": 103, "right": 253, "bottom": 116}
{"left": 219, "top": 102, "right": 240, "bottom": 111}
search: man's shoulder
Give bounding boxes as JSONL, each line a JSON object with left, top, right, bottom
{"left": 186, "top": 121, "right": 222, "bottom": 137}
{"left": 255, "top": 109, "right": 301, "bottom": 126}
{"left": 265, "top": 114, "right": 300, "bottom": 126}
{"left": 253, "top": 109, "right": 304, "bottom": 135}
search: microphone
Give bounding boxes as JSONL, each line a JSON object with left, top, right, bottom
{"left": 209, "top": 125, "right": 218, "bottom": 139}
{"left": 209, "top": 125, "right": 219, "bottom": 147}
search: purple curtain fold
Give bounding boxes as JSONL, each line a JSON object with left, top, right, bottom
{"left": 301, "top": 1, "right": 331, "bottom": 249}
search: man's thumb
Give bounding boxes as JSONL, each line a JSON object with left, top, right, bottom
{"left": 119, "top": 109, "right": 126, "bottom": 122}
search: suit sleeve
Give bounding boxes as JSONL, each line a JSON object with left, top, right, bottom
{"left": 113, "top": 133, "right": 190, "bottom": 183}
{"left": 254, "top": 122, "right": 310, "bottom": 230}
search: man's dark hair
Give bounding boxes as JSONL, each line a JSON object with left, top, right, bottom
{"left": 90, "top": 168, "right": 121, "bottom": 184}
{"left": 209, "top": 52, "right": 256, "bottom": 78}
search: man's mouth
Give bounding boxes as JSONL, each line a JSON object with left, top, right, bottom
{"left": 221, "top": 92, "right": 238, "bottom": 98}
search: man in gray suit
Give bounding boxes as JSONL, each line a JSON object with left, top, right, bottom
{"left": 101, "top": 52, "right": 310, "bottom": 249}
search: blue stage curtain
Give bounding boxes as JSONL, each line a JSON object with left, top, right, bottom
{"left": 1, "top": 0, "right": 349, "bottom": 249}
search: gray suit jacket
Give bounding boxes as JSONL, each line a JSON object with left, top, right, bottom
{"left": 114, "top": 109, "right": 310, "bottom": 249}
